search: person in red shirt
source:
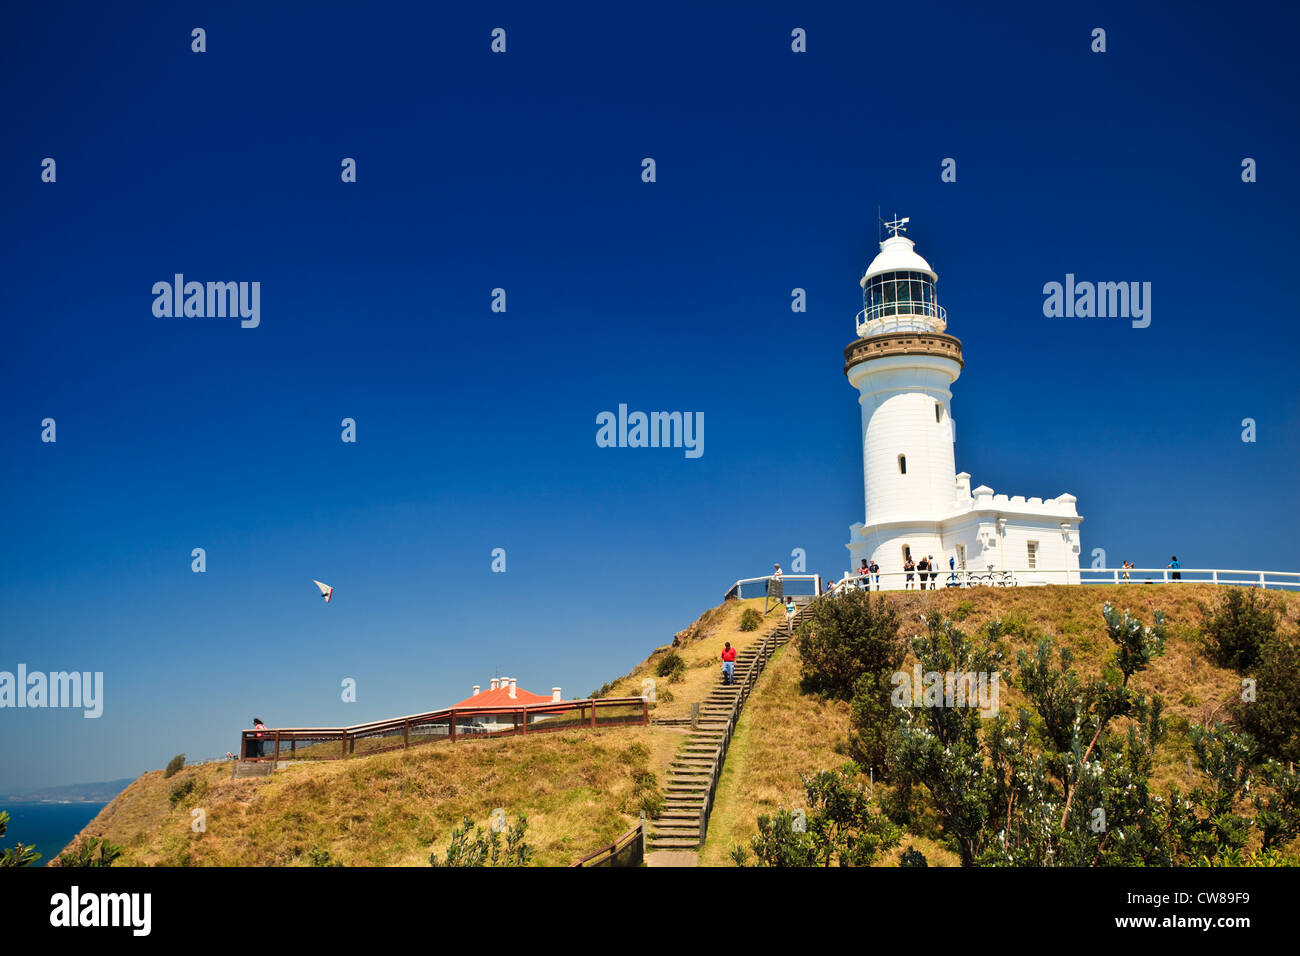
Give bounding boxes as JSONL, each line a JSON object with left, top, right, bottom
{"left": 721, "top": 642, "right": 737, "bottom": 685}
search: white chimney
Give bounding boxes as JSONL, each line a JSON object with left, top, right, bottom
{"left": 472, "top": 685, "right": 480, "bottom": 696}
{"left": 508, "top": 678, "right": 517, "bottom": 699}
{"left": 489, "top": 678, "right": 499, "bottom": 691}
{"left": 552, "top": 687, "right": 562, "bottom": 702}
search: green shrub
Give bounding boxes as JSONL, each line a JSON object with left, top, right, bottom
{"left": 307, "top": 845, "right": 344, "bottom": 867}
{"left": 0, "top": 811, "right": 41, "bottom": 867}
{"left": 739, "top": 607, "right": 762, "bottom": 632}
{"left": 1201, "top": 589, "right": 1278, "bottom": 672}
{"left": 164, "top": 753, "right": 186, "bottom": 778}
{"left": 951, "top": 601, "right": 975, "bottom": 622}
{"left": 898, "top": 845, "right": 928, "bottom": 867}
{"left": 796, "top": 590, "right": 904, "bottom": 700}
{"left": 429, "top": 814, "right": 532, "bottom": 867}
{"left": 53, "top": 837, "right": 122, "bottom": 868}
{"left": 730, "top": 765, "right": 900, "bottom": 867}
{"left": 1230, "top": 635, "right": 1300, "bottom": 764}
{"left": 630, "top": 770, "right": 663, "bottom": 817}
{"left": 655, "top": 651, "right": 686, "bottom": 682}
{"left": 168, "top": 777, "right": 199, "bottom": 806}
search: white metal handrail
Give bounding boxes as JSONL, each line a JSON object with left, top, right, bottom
{"left": 724, "top": 574, "right": 822, "bottom": 601}
{"left": 855, "top": 305, "right": 947, "bottom": 337}
{"left": 823, "top": 567, "right": 1300, "bottom": 594}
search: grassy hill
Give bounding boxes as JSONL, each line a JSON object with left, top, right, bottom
{"left": 60, "top": 597, "right": 779, "bottom": 866}
{"left": 66, "top": 726, "right": 679, "bottom": 866}
{"left": 60, "top": 585, "right": 1298, "bottom": 866}
{"left": 702, "top": 583, "right": 1300, "bottom": 865}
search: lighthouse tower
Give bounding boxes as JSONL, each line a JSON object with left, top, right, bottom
{"left": 845, "top": 217, "right": 1083, "bottom": 581}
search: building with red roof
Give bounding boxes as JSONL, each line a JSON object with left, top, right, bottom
{"left": 449, "top": 677, "right": 567, "bottom": 733}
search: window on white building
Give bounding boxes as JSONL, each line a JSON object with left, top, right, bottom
{"left": 956, "top": 544, "right": 966, "bottom": 569}
{"left": 902, "top": 544, "right": 912, "bottom": 563}
{"left": 935, "top": 402, "right": 942, "bottom": 423}
{"left": 1027, "top": 541, "right": 1038, "bottom": 569}
{"left": 898, "top": 454, "right": 906, "bottom": 474}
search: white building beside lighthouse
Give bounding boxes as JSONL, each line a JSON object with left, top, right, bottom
{"left": 845, "top": 219, "right": 1082, "bottom": 583}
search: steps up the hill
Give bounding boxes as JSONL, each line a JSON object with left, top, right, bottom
{"left": 645, "top": 602, "right": 813, "bottom": 853}
{"left": 231, "top": 761, "right": 275, "bottom": 779}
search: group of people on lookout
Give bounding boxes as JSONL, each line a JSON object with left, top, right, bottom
{"left": 853, "top": 554, "right": 954, "bottom": 590}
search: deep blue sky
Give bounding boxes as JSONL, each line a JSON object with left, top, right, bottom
{"left": 1, "top": 1, "right": 1297, "bottom": 791}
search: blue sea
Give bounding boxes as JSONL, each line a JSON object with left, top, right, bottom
{"left": 0, "top": 802, "right": 107, "bottom": 866}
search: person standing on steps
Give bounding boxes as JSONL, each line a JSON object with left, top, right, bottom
{"left": 721, "top": 642, "right": 737, "bottom": 685}
{"left": 785, "top": 596, "right": 797, "bottom": 633}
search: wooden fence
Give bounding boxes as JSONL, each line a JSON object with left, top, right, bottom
{"left": 570, "top": 820, "right": 645, "bottom": 867}
{"left": 239, "top": 697, "right": 648, "bottom": 763}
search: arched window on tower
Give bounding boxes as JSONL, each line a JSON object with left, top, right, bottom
{"left": 898, "top": 454, "right": 907, "bottom": 475}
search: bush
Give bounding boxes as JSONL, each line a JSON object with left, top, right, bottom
{"left": 1202, "top": 589, "right": 1278, "bottom": 672}
{"left": 796, "top": 590, "right": 905, "bottom": 700}
{"left": 1230, "top": 635, "right": 1300, "bottom": 764}
{"left": 164, "top": 753, "right": 186, "bottom": 778}
{"left": 0, "top": 811, "right": 41, "bottom": 867}
{"left": 168, "top": 777, "right": 199, "bottom": 806}
{"left": 53, "top": 837, "right": 122, "bottom": 868}
{"left": 847, "top": 671, "right": 901, "bottom": 779}
{"left": 730, "top": 765, "right": 900, "bottom": 867}
{"left": 898, "top": 845, "right": 928, "bottom": 867}
{"left": 655, "top": 651, "right": 686, "bottom": 682}
{"left": 429, "top": 814, "right": 532, "bottom": 867}
{"left": 307, "top": 845, "right": 344, "bottom": 867}
{"left": 739, "top": 607, "right": 762, "bottom": 632}
{"left": 630, "top": 770, "right": 663, "bottom": 817}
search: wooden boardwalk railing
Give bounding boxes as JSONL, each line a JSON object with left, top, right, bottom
{"left": 570, "top": 820, "right": 646, "bottom": 867}
{"left": 239, "top": 697, "right": 648, "bottom": 763}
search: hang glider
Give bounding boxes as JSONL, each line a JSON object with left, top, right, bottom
{"left": 312, "top": 580, "right": 334, "bottom": 604}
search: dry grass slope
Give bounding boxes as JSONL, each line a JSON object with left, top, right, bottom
{"left": 71, "top": 726, "right": 675, "bottom": 866}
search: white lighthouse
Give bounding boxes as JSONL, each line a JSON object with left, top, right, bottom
{"left": 845, "top": 218, "right": 1083, "bottom": 583}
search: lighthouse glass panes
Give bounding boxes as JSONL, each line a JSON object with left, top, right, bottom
{"left": 863, "top": 271, "right": 939, "bottom": 324}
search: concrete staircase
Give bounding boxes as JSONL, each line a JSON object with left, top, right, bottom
{"left": 646, "top": 604, "right": 813, "bottom": 852}
{"left": 231, "top": 760, "right": 275, "bottom": 779}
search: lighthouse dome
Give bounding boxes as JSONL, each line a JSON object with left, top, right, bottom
{"left": 859, "top": 235, "right": 937, "bottom": 288}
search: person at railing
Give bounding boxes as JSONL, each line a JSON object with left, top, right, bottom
{"left": 721, "top": 642, "right": 737, "bottom": 685}
{"left": 868, "top": 559, "right": 880, "bottom": 590}
{"left": 1122, "top": 560, "right": 1132, "bottom": 582}
{"left": 247, "top": 718, "right": 268, "bottom": 759}
{"left": 947, "top": 555, "right": 957, "bottom": 587}
{"left": 772, "top": 563, "right": 783, "bottom": 580}
{"left": 904, "top": 555, "right": 916, "bottom": 590}
{"left": 917, "top": 555, "right": 930, "bottom": 590}
{"left": 928, "top": 556, "right": 939, "bottom": 590}
{"left": 1169, "top": 556, "right": 1181, "bottom": 581}
{"left": 858, "top": 558, "right": 869, "bottom": 584}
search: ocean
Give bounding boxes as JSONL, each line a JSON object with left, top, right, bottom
{"left": 1, "top": 802, "right": 107, "bottom": 866}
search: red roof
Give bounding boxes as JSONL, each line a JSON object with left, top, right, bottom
{"left": 449, "top": 683, "right": 554, "bottom": 709}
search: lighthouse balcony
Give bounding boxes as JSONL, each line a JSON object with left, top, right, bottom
{"left": 855, "top": 303, "right": 946, "bottom": 337}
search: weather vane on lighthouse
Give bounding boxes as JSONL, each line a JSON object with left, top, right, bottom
{"left": 883, "top": 215, "right": 910, "bottom": 237}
